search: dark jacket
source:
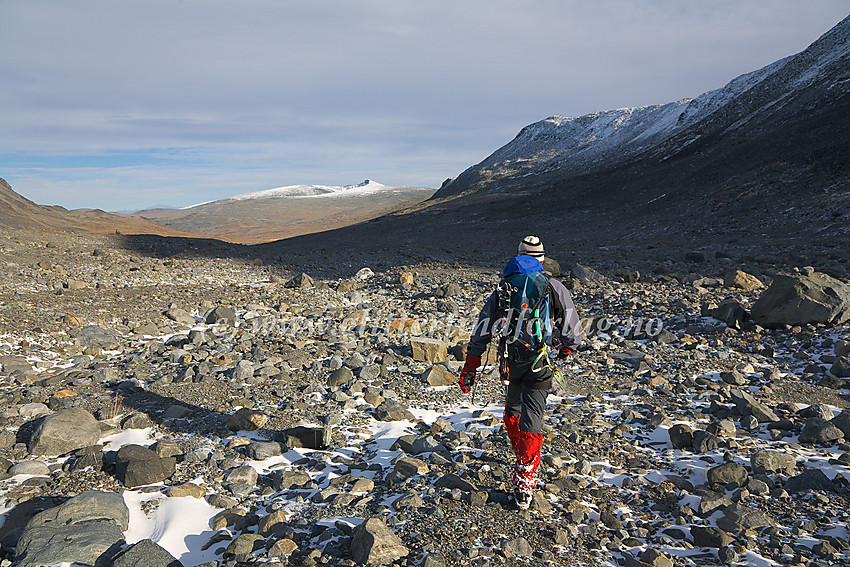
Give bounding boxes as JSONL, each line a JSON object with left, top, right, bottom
{"left": 467, "top": 257, "right": 581, "bottom": 358}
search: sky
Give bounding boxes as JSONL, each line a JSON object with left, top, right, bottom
{"left": 0, "top": 1, "right": 847, "bottom": 211}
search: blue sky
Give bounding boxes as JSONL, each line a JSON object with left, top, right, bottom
{"left": 1, "top": 1, "right": 847, "bottom": 211}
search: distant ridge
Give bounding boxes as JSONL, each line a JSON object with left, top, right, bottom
{"left": 135, "top": 179, "right": 434, "bottom": 244}
{"left": 0, "top": 177, "right": 201, "bottom": 237}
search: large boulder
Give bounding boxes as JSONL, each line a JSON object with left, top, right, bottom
{"left": 26, "top": 490, "right": 129, "bottom": 531}
{"left": 751, "top": 272, "right": 850, "bottom": 327}
{"left": 75, "top": 325, "right": 120, "bottom": 350}
{"left": 29, "top": 408, "right": 102, "bottom": 456}
{"left": 750, "top": 450, "right": 796, "bottom": 475}
{"left": 108, "top": 539, "right": 182, "bottom": 567}
{"left": 410, "top": 337, "right": 447, "bottom": 363}
{"left": 115, "top": 445, "right": 176, "bottom": 488}
{"left": 15, "top": 522, "right": 124, "bottom": 567}
{"left": 15, "top": 491, "right": 130, "bottom": 567}
{"left": 350, "top": 517, "right": 408, "bottom": 565}
{"left": 724, "top": 270, "right": 764, "bottom": 290}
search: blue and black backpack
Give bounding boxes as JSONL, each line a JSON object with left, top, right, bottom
{"left": 496, "top": 255, "right": 553, "bottom": 362}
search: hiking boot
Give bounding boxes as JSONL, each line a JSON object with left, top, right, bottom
{"left": 513, "top": 489, "right": 532, "bottom": 510}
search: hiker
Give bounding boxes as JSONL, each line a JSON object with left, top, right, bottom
{"left": 459, "top": 235, "right": 581, "bottom": 509}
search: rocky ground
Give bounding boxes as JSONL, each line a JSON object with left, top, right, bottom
{"left": 1, "top": 226, "right": 850, "bottom": 567}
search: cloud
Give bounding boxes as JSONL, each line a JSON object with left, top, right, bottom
{"left": 0, "top": 0, "right": 847, "bottom": 209}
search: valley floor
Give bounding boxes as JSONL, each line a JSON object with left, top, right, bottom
{"left": 0, "top": 227, "right": 849, "bottom": 567}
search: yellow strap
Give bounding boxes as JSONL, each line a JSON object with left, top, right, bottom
{"left": 531, "top": 347, "right": 550, "bottom": 373}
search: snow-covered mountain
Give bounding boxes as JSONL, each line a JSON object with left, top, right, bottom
{"left": 185, "top": 179, "right": 414, "bottom": 208}
{"left": 136, "top": 180, "right": 435, "bottom": 244}
{"left": 437, "top": 14, "right": 850, "bottom": 199}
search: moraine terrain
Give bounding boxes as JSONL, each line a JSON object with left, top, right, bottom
{"left": 1, "top": 226, "right": 850, "bottom": 567}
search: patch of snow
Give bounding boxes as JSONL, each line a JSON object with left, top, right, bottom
{"left": 182, "top": 180, "right": 432, "bottom": 209}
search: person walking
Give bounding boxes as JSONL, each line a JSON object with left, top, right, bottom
{"left": 458, "top": 236, "right": 581, "bottom": 509}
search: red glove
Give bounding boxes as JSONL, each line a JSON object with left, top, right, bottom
{"left": 458, "top": 354, "right": 481, "bottom": 393}
{"left": 556, "top": 346, "right": 572, "bottom": 360}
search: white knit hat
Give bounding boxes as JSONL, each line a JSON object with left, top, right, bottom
{"left": 518, "top": 235, "right": 544, "bottom": 261}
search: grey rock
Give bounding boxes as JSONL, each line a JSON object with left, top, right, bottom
{"left": 720, "top": 370, "right": 748, "bottom": 385}
{"left": 706, "top": 419, "right": 737, "bottom": 437}
{"left": 246, "top": 441, "right": 282, "bottom": 460}
{"left": 830, "top": 409, "right": 850, "bottom": 437}
{"left": 422, "top": 365, "right": 454, "bottom": 387}
{"left": 668, "top": 424, "right": 693, "bottom": 449}
{"left": 29, "top": 407, "right": 102, "bottom": 456}
{"left": 204, "top": 305, "right": 237, "bottom": 325}
{"left": 76, "top": 325, "right": 119, "bottom": 350}
{"left": 690, "top": 526, "right": 734, "bottom": 548}
{"left": 27, "top": 490, "right": 129, "bottom": 531}
{"left": 350, "top": 517, "right": 408, "bottom": 565}
{"left": 434, "top": 283, "right": 461, "bottom": 298}
{"left": 328, "top": 367, "right": 354, "bottom": 388}
{"left": 716, "top": 504, "right": 772, "bottom": 532}
{"left": 422, "top": 553, "right": 446, "bottom": 567}
{"left": 434, "top": 473, "right": 477, "bottom": 492}
{"left": 374, "top": 400, "right": 416, "bottom": 422}
{"left": 164, "top": 308, "right": 194, "bottom": 326}
{"left": 799, "top": 417, "right": 844, "bottom": 444}
{"left": 19, "top": 403, "right": 51, "bottom": 419}
{"left": 785, "top": 468, "right": 837, "bottom": 493}
{"left": 357, "top": 363, "right": 382, "bottom": 381}
{"left": 709, "top": 300, "right": 748, "bottom": 329}
{"left": 231, "top": 360, "right": 254, "bottom": 382}
{"left": 799, "top": 403, "right": 835, "bottom": 420}
{"left": 698, "top": 491, "right": 733, "bottom": 516}
{"left": 707, "top": 462, "right": 748, "bottom": 488}
{"left": 115, "top": 445, "right": 176, "bottom": 488}
{"left": 718, "top": 545, "right": 738, "bottom": 564}
{"left": 345, "top": 352, "right": 367, "bottom": 369}
{"left": 750, "top": 450, "right": 796, "bottom": 475}
{"left": 226, "top": 465, "right": 258, "bottom": 486}
{"left": 272, "top": 470, "right": 311, "bottom": 490}
{"left": 503, "top": 537, "right": 533, "bottom": 557}
{"left": 162, "top": 405, "right": 192, "bottom": 419}
{"left": 654, "top": 329, "right": 677, "bottom": 345}
{"left": 751, "top": 272, "right": 850, "bottom": 327}
{"left": 570, "top": 263, "right": 605, "bottom": 282}
{"left": 831, "top": 356, "right": 850, "bottom": 377}
{"left": 109, "top": 539, "right": 182, "bottom": 567}
{"left": 15, "top": 521, "right": 124, "bottom": 567}
{"left": 122, "top": 412, "right": 154, "bottom": 430}
{"left": 285, "top": 273, "right": 314, "bottom": 289}
{"left": 435, "top": 299, "right": 458, "bottom": 316}
{"left": 8, "top": 461, "right": 50, "bottom": 476}
{"left": 729, "top": 389, "right": 779, "bottom": 423}
{"left": 151, "top": 439, "right": 182, "bottom": 459}
{"left": 543, "top": 258, "right": 562, "bottom": 277}
{"left": 692, "top": 430, "right": 722, "bottom": 453}
{"left": 410, "top": 435, "right": 447, "bottom": 455}
{"left": 393, "top": 490, "right": 425, "bottom": 510}
{"left": 747, "top": 478, "right": 770, "bottom": 496}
